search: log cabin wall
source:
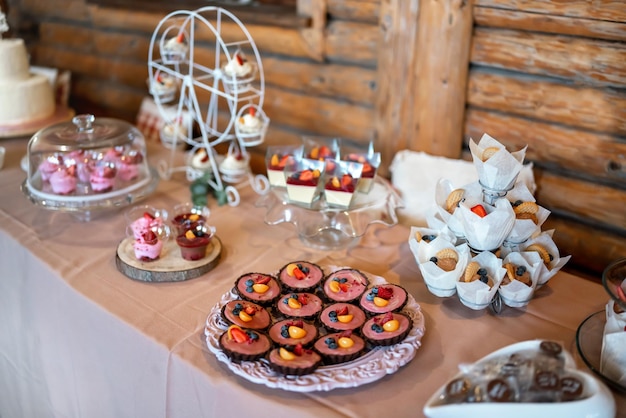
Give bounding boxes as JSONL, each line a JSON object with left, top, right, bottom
{"left": 5, "top": 0, "right": 626, "bottom": 280}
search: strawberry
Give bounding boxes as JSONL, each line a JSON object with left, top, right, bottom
{"left": 278, "top": 155, "right": 290, "bottom": 168}
{"left": 103, "top": 166, "right": 116, "bottom": 178}
{"left": 290, "top": 320, "right": 304, "bottom": 329}
{"left": 293, "top": 267, "right": 306, "bottom": 280}
{"left": 299, "top": 170, "right": 313, "bottom": 181}
{"left": 66, "top": 165, "right": 76, "bottom": 177}
{"left": 143, "top": 212, "right": 155, "bottom": 220}
{"left": 235, "top": 53, "right": 244, "bottom": 66}
{"left": 339, "top": 283, "right": 350, "bottom": 293}
{"left": 375, "top": 312, "right": 394, "bottom": 325}
{"left": 336, "top": 306, "right": 349, "bottom": 316}
{"left": 341, "top": 174, "right": 352, "bottom": 188}
{"left": 249, "top": 107, "right": 256, "bottom": 117}
{"left": 176, "top": 32, "right": 185, "bottom": 43}
{"left": 230, "top": 327, "right": 249, "bottom": 343}
{"left": 339, "top": 330, "right": 352, "bottom": 338}
{"left": 244, "top": 306, "right": 257, "bottom": 316}
{"left": 293, "top": 343, "right": 304, "bottom": 356}
{"left": 142, "top": 230, "right": 158, "bottom": 245}
{"left": 297, "top": 294, "right": 309, "bottom": 305}
{"left": 471, "top": 204, "right": 487, "bottom": 217}
{"left": 376, "top": 286, "right": 394, "bottom": 300}
{"left": 319, "top": 145, "right": 331, "bottom": 158}
{"left": 255, "top": 275, "right": 271, "bottom": 285}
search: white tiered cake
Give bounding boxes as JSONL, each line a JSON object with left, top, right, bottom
{"left": 0, "top": 38, "right": 55, "bottom": 125}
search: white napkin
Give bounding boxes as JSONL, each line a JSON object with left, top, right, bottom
{"left": 601, "top": 300, "right": 626, "bottom": 386}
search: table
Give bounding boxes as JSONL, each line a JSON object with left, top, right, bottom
{"left": 1, "top": 136, "right": 623, "bottom": 418}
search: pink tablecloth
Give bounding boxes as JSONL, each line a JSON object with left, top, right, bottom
{"left": 0, "top": 137, "right": 623, "bottom": 417}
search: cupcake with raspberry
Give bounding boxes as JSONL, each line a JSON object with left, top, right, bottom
{"left": 117, "top": 150, "right": 144, "bottom": 181}
{"left": 277, "top": 261, "right": 324, "bottom": 293}
{"left": 234, "top": 273, "right": 282, "bottom": 306}
{"left": 38, "top": 154, "right": 64, "bottom": 182}
{"left": 322, "top": 268, "right": 369, "bottom": 303}
{"left": 267, "top": 343, "right": 322, "bottom": 376}
{"left": 313, "top": 331, "right": 365, "bottom": 365}
{"left": 319, "top": 303, "right": 367, "bottom": 333}
{"left": 218, "top": 325, "right": 272, "bottom": 363}
{"left": 275, "top": 292, "right": 323, "bottom": 321}
{"left": 359, "top": 284, "right": 409, "bottom": 316}
{"left": 89, "top": 161, "right": 117, "bottom": 193}
{"left": 49, "top": 165, "right": 77, "bottom": 195}
{"left": 221, "top": 300, "right": 271, "bottom": 331}
{"left": 268, "top": 319, "right": 318, "bottom": 348}
{"left": 361, "top": 312, "right": 413, "bottom": 347}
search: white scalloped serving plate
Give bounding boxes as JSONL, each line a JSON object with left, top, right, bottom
{"left": 204, "top": 267, "right": 425, "bottom": 392}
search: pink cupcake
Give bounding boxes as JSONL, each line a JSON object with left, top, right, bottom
{"left": 49, "top": 166, "right": 77, "bottom": 195}
{"left": 90, "top": 161, "right": 117, "bottom": 193}
{"left": 117, "top": 150, "right": 143, "bottom": 181}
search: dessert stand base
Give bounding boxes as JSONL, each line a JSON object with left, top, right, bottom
{"left": 115, "top": 236, "right": 222, "bottom": 282}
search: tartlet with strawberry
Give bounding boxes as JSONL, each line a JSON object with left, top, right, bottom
{"left": 221, "top": 300, "right": 272, "bottom": 331}
{"left": 277, "top": 261, "right": 324, "bottom": 292}
{"left": 218, "top": 325, "right": 272, "bottom": 363}
{"left": 322, "top": 268, "right": 369, "bottom": 304}
{"left": 268, "top": 319, "right": 318, "bottom": 348}
{"left": 319, "top": 303, "right": 367, "bottom": 333}
{"left": 234, "top": 273, "right": 282, "bottom": 306}
{"left": 275, "top": 292, "right": 324, "bottom": 321}
{"left": 361, "top": 312, "right": 413, "bottom": 347}
{"left": 267, "top": 343, "right": 322, "bottom": 376}
{"left": 359, "top": 284, "right": 408, "bottom": 316}
{"left": 313, "top": 330, "right": 365, "bottom": 365}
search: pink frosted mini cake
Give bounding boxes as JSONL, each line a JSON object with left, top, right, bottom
{"left": 117, "top": 150, "right": 143, "bottom": 181}
{"left": 275, "top": 292, "right": 323, "bottom": 320}
{"left": 268, "top": 319, "right": 318, "bottom": 348}
{"left": 319, "top": 303, "right": 367, "bottom": 333}
{"left": 49, "top": 166, "right": 77, "bottom": 195}
{"left": 219, "top": 325, "right": 271, "bottom": 363}
{"left": 133, "top": 230, "right": 164, "bottom": 261}
{"left": 221, "top": 300, "right": 271, "bottom": 331}
{"left": 89, "top": 162, "right": 117, "bottom": 193}
{"left": 277, "top": 261, "right": 324, "bottom": 292}
{"left": 322, "top": 268, "right": 369, "bottom": 303}
{"left": 234, "top": 273, "right": 282, "bottom": 306}
{"left": 313, "top": 331, "right": 365, "bottom": 365}
{"left": 361, "top": 312, "right": 413, "bottom": 347}
{"left": 359, "top": 284, "right": 409, "bottom": 316}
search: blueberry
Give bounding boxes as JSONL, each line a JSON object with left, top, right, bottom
{"left": 329, "top": 311, "right": 337, "bottom": 317}
{"left": 235, "top": 303, "right": 243, "bottom": 310}
{"left": 479, "top": 275, "right": 488, "bottom": 284}
{"left": 325, "top": 337, "right": 335, "bottom": 345}
{"left": 245, "top": 279, "right": 254, "bottom": 287}
{"left": 245, "top": 286, "right": 253, "bottom": 293}
{"left": 477, "top": 268, "right": 487, "bottom": 276}
{"left": 283, "top": 298, "right": 289, "bottom": 304}
{"left": 248, "top": 331, "right": 258, "bottom": 340}
{"left": 302, "top": 267, "right": 310, "bottom": 274}
{"left": 366, "top": 294, "right": 375, "bottom": 301}
{"left": 329, "top": 342, "right": 338, "bottom": 349}
{"left": 516, "top": 266, "right": 527, "bottom": 276}
{"left": 423, "top": 234, "right": 436, "bottom": 242}
{"left": 430, "top": 256, "right": 438, "bottom": 263}
{"left": 372, "top": 287, "right": 379, "bottom": 294}
{"left": 339, "top": 278, "right": 348, "bottom": 284}
{"left": 330, "top": 317, "right": 338, "bottom": 323}
{"left": 291, "top": 294, "right": 298, "bottom": 299}
{"left": 281, "top": 330, "right": 289, "bottom": 338}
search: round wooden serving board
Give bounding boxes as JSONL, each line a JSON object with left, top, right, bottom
{"left": 115, "top": 235, "right": 222, "bottom": 282}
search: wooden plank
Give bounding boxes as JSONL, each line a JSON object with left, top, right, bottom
{"left": 464, "top": 108, "right": 626, "bottom": 186}
{"left": 534, "top": 168, "right": 626, "bottom": 231}
{"left": 412, "top": 0, "right": 473, "bottom": 157}
{"left": 474, "top": 6, "right": 626, "bottom": 42}
{"left": 374, "top": 0, "right": 420, "bottom": 176}
{"left": 297, "top": 0, "right": 326, "bottom": 61}
{"left": 324, "top": 20, "right": 379, "bottom": 66}
{"left": 467, "top": 69, "right": 626, "bottom": 136}
{"left": 21, "top": 0, "right": 91, "bottom": 21}
{"left": 327, "top": 0, "right": 380, "bottom": 23}
{"left": 70, "top": 75, "right": 146, "bottom": 121}
{"left": 543, "top": 215, "right": 626, "bottom": 277}
{"left": 474, "top": 0, "right": 626, "bottom": 23}
{"left": 471, "top": 28, "right": 626, "bottom": 87}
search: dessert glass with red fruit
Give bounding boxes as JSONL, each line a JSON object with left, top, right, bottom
{"left": 284, "top": 158, "right": 326, "bottom": 207}
{"left": 125, "top": 205, "right": 170, "bottom": 261}
{"left": 176, "top": 223, "right": 216, "bottom": 261}
{"left": 302, "top": 136, "right": 339, "bottom": 174}
{"left": 265, "top": 144, "right": 304, "bottom": 188}
{"left": 339, "top": 139, "right": 381, "bottom": 194}
{"left": 171, "top": 202, "right": 211, "bottom": 237}
{"left": 323, "top": 159, "right": 363, "bottom": 209}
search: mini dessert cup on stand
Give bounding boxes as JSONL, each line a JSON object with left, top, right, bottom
{"left": 125, "top": 205, "right": 171, "bottom": 262}
{"left": 284, "top": 158, "right": 325, "bottom": 207}
{"left": 415, "top": 236, "right": 471, "bottom": 297}
{"left": 218, "top": 143, "right": 250, "bottom": 184}
{"left": 456, "top": 250, "right": 505, "bottom": 310}
{"left": 159, "top": 27, "right": 189, "bottom": 64}
{"left": 340, "top": 140, "right": 381, "bottom": 194}
{"left": 160, "top": 118, "right": 189, "bottom": 150}
{"left": 498, "top": 251, "right": 543, "bottom": 308}
{"left": 323, "top": 159, "right": 363, "bottom": 209}
{"left": 302, "top": 136, "right": 340, "bottom": 173}
{"left": 221, "top": 50, "right": 258, "bottom": 93}
{"left": 521, "top": 230, "right": 571, "bottom": 286}
{"left": 235, "top": 104, "right": 269, "bottom": 147}
{"left": 265, "top": 144, "right": 303, "bottom": 187}
{"left": 457, "top": 197, "right": 515, "bottom": 254}
{"left": 176, "top": 223, "right": 216, "bottom": 261}
{"left": 171, "top": 202, "right": 211, "bottom": 237}
{"left": 148, "top": 71, "right": 178, "bottom": 104}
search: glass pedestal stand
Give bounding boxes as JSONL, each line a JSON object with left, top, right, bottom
{"left": 256, "top": 176, "right": 403, "bottom": 250}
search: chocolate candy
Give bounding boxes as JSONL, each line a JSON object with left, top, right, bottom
{"left": 560, "top": 376, "right": 584, "bottom": 401}
{"left": 445, "top": 377, "right": 470, "bottom": 401}
{"left": 539, "top": 340, "right": 563, "bottom": 356}
{"left": 487, "top": 378, "right": 512, "bottom": 402}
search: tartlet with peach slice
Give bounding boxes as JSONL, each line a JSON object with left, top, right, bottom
{"left": 218, "top": 325, "right": 272, "bottom": 363}
{"left": 234, "top": 273, "right": 282, "bottom": 306}
{"left": 319, "top": 303, "right": 367, "bottom": 333}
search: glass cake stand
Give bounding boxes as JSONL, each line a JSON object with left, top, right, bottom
{"left": 255, "top": 176, "right": 403, "bottom": 250}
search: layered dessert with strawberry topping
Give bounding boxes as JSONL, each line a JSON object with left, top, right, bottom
{"left": 277, "top": 261, "right": 324, "bottom": 292}
{"left": 268, "top": 319, "right": 318, "bottom": 347}
{"left": 221, "top": 300, "right": 271, "bottom": 331}
{"left": 89, "top": 162, "right": 117, "bottom": 193}
{"left": 234, "top": 273, "right": 282, "bottom": 306}
{"left": 324, "top": 173, "right": 358, "bottom": 208}
{"left": 319, "top": 303, "right": 367, "bottom": 333}
{"left": 275, "top": 292, "right": 323, "bottom": 320}
{"left": 313, "top": 330, "right": 365, "bottom": 364}
{"left": 343, "top": 152, "right": 380, "bottom": 193}
{"left": 286, "top": 168, "right": 323, "bottom": 206}
{"left": 133, "top": 229, "right": 164, "bottom": 261}
{"left": 49, "top": 166, "right": 77, "bottom": 195}
{"left": 322, "top": 268, "right": 369, "bottom": 303}
{"left": 219, "top": 325, "right": 271, "bottom": 362}
{"left": 267, "top": 343, "right": 322, "bottom": 376}
{"left": 361, "top": 312, "right": 413, "bottom": 346}
{"left": 176, "top": 226, "right": 214, "bottom": 261}
{"left": 359, "top": 284, "right": 409, "bottom": 316}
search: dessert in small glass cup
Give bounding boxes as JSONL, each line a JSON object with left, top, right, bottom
{"left": 171, "top": 202, "right": 211, "bottom": 237}
{"left": 323, "top": 159, "right": 363, "bottom": 209}
{"left": 221, "top": 50, "right": 257, "bottom": 93}
{"left": 176, "top": 223, "right": 216, "bottom": 261}
{"left": 265, "top": 144, "right": 303, "bottom": 187}
{"left": 284, "top": 158, "right": 325, "bottom": 207}
{"left": 234, "top": 104, "right": 269, "bottom": 147}
{"left": 302, "top": 136, "right": 340, "bottom": 173}
{"left": 125, "top": 205, "right": 170, "bottom": 262}
{"left": 341, "top": 140, "right": 381, "bottom": 194}
{"left": 160, "top": 28, "right": 189, "bottom": 64}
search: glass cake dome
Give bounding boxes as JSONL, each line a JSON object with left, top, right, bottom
{"left": 22, "top": 114, "right": 159, "bottom": 220}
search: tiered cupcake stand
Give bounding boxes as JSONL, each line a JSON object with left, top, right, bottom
{"left": 147, "top": 6, "right": 270, "bottom": 206}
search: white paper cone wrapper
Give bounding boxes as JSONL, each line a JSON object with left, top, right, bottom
{"left": 601, "top": 300, "right": 626, "bottom": 386}
{"left": 456, "top": 251, "right": 505, "bottom": 310}
{"left": 522, "top": 230, "right": 571, "bottom": 285}
{"left": 498, "top": 251, "right": 543, "bottom": 308}
{"left": 458, "top": 198, "right": 515, "bottom": 251}
{"left": 469, "top": 134, "right": 527, "bottom": 191}
{"left": 416, "top": 239, "right": 471, "bottom": 297}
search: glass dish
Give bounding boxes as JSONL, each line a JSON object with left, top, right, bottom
{"left": 602, "top": 258, "right": 626, "bottom": 311}
{"left": 576, "top": 310, "right": 626, "bottom": 393}
{"left": 255, "top": 176, "right": 403, "bottom": 250}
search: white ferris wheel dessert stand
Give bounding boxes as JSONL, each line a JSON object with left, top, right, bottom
{"left": 147, "top": 6, "right": 270, "bottom": 206}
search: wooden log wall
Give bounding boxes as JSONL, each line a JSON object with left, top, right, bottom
{"left": 7, "top": 0, "right": 626, "bottom": 279}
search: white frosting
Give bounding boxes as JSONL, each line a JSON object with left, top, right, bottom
{"left": 237, "top": 113, "right": 263, "bottom": 133}
{"left": 190, "top": 149, "right": 212, "bottom": 171}
{"left": 164, "top": 36, "right": 188, "bottom": 53}
{"left": 220, "top": 154, "right": 248, "bottom": 172}
{"left": 0, "top": 39, "right": 55, "bottom": 125}
{"left": 223, "top": 57, "right": 253, "bottom": 78}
